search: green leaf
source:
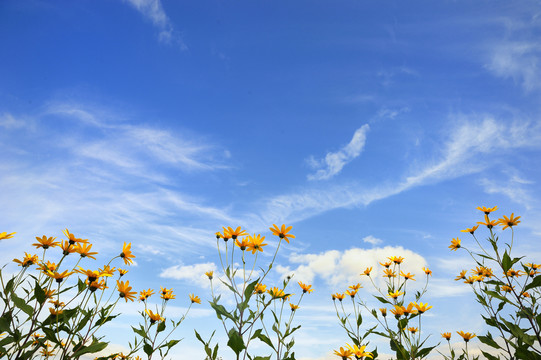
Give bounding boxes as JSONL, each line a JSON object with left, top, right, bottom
{"left": 143, "top": 343, "right": 153, "bottom": 356}
{"left": 481, "top": 350, "right": 500, "bottom": 360}
{"left": 157, "top": 320, "right": 166, "bottom": 333}
{"left": 77, "top": 278, "right": 86, "bottom": 293}
{"left": 357, "top": 312, "right": 363, "bottom": 327}
{"left": 0, "top": 312, "right": 11, "bottom": 332}
{"left": 502, "top": 251, "right": 512, "bottom": 272}
{"left": 253, "top": 357, "right": 271, "bottom": 360}
{"left": 416, "top": 345, "right": 436, "bottom": 358}
{"left": 525, "top": 275, "right": 541, "bottom": 292}
{"left": 11, "top": 292, "right": 33, "bottom": 317}
{"left": 132, "top": 325, "right": 148, "bottom": 340}
{"left": 227, "top": 328, "right": 245, "bottom": 355}
{"left": 374, "top": 295, "right": 391, "bottom": 305}
{"left": 166, "top": 339, "right": 181, "bottom": 348}
{"left": 255, "top": 330, "right": 275, "bottom": 350}
{"left": 34, "top": 282, "right": 46, "bottom": 305}
{"left": 244, "top": 279, "right": 258, "bottom": 303}
{"left": 478, "top": 333, "right": 500, "bottom": 349}
{"left": 72, "top": 339, "right": 108, "bottom": 356}
{"left": 210, "top": 301, "right": 236, "bottom": 321}
{"left": 194, "top": 329, "right": 205, "bottom": 344}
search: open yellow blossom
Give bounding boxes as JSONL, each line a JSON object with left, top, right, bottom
{"left": 298, "top": 281, "right": 313, "bottom": 294}
{"left": 332, "top": 293, "right": 345, "bottom": 301}
{"left": 404, "top": 303, "right": 418, "bottom": 315}
{"left": 362, "top": 267, "right": 372, "bottom": 276}
{"left": 76, "top": 267, "right": 105, "bottom": 283}
{"left": 423, "top": 267, "right": 432, "bottom": 276}
{"left": 346, "top": 344, "right": 373, "bottom": 359}
{"left": 400, "top": 271, "right": 415, "bottom": 281}
{"left": 100, "top": 265, "right": 116, "bottom": 276}
{"left": 460, "top": 225, "right": 479, "bottom": 234}
{"left": 60, "top": 240, "right": 76, "bottom": 255}
{"left": 87, "top": 279, "right": 107, "bottom": 292}
{"left": 74, "top": 243, "right": 98, "bottom": 260}
{"left": 501, "top": 285, "right": 514, "bottom": 293}
{"left": 47, "top": 270, "right": 72, "bottom": 283}
{"left": 390, "top": 305, "right": 406, "bottom": 317}
{"left": 379, "top": 308, "right": 387, "bottom": 317}
{"left": 345, "top": 289, "right": 357, "bottom": 298}
{"left": 505, "top": 269, "right": 524, "bottom": 277}
{"left": 189, "top": 294, "right": 201, "bottom": 304}
{"left": 477, "top": 206, "right": 497, "bottom": 214}
{"left": 379, "top": 261, "right": 392, "bottom": 268}
{"left": 161, "top": 287, "right": 176, "bottom": 300}
{"left": 223, "top": 226, "right": 247, "bottom": 240}
{"left": 235, "top": 237, "right": 250, "bottom": 251}
{"left": 413, "top": 302, "right": 432, "bottom": 313}
{"left": 246, "top": 233, "right": 267, "bottom": 254}
{"left": 388, "top": 256, "right": 404, "bottom": 264}
{"left": 38, "top": 261, "right": 57, "bottom": 273}
{"left": 13, "top": 253, "right": 39, "bottom": 267}
{"left": 441, "top": 332, "right": 452, "bottom": 340}
{"left": 49, "top": 307, "right": 63, "bottom": 316}
{"left": 268, "top": 287, "right": 286, "bottom": 299}
{"left": 383, "top": 268, "right": 396, "bottom": 278}
{"left": 464, "top": 277, "right": 475, "bottom": 284}
{"left": 118, "top": 268, "right": 128, "bottom": 277}
{"left": 333, "top": 346, "right": 353, "bottom": 360}
{"left": 205, "top": 271, "right": 214, "bottom": 280}
{"left": 525, "top": 263, "right": 541, "bottom": 270}
{"left": 63, "top": 229, "right": 88, "bottom": 244}
{"left": 117, "top": 280, "right": 136, "bottom": 302}
{"left": 457, "top": 331, "right": 476, "bottom": 342}
{"left": 269, "top": 224, "right": 295, "bottom": 243}
{"left": 0, "top": 232, "right": 16, "bottom": 240}
{"left": 388, "top": 290, "right": 404, "bottom": 299}
{"left": 145, "top": 309, "right": 164, "bottom": 323}
{"left": 449, "top": 238, "right": 461, "bottom": 251}
{"left": 477, "top": 214, "right": 498, "bottom": 229}
{"left": 455, "top": 270, "right": 467, "bottom": 281}
{"left": 32, "top": 235, "right": 59, "bottom": 249}
{"left": 408, "top": 327, "right": 418, "bottom": 334}
{"left": 349, "top": 283, "right": 362, "bottom": 291}
{"left": 139, "top": 289, "right": 155, "bottom": 301}
{"left": 289, "top": 303, "right": 299, "bottom": 311}
{"left": 120, "top": 242, "right": 136, "bottom": 265}
{"left": 254, "top": 283, "right": 267, "bottom": 294}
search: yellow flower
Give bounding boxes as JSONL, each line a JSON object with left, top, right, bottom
{"left": 400, "top": 271, "right": 415, "bottom": 281}
{"left": 388, "top": 290, "right": 404, "bottom": 299}
{"left": 0, "top": 232, "right": 16, "bottom": 240}
{"left": 464, "top": 277, "right": 475, "bottom": 284}
{"left": 525, "top": 263, "right": 541, "bottom": 270}
{"left": 117, "top": 280, "right": 136, "bottom": 302}
{"left": 505, "top": 269, "right": 524, "bottom": 277}
{"left": 408, "top": 327, "right": 418, "bottom": 334}
{"left": 522, "top": 292, "right": 530, "bottom": 298}
{"left": 139, "top": 288, "right": 155, "bottom": 301}
{"left": 87, "top": 279, "right": 107, "bottom": 292}
{"left": 379, "top": 261, "right": 392, "bottom": 268}
{"left": 223, "top": 226, "right": 248, "bottom": 240}
{"left": 289, "top": 303, "right": 299, "bottom": 311}
{"left": 161, "top": 288, "right": 176, "bottom": 300}
{"left": 346, "top": 344, "right": 373, "bottom": 359}
{"left": 38, "top": 261, "right": 58, "bottom": 274}
{"left": 460, "top": 225, "right": 479, "bottom": 234}
{"left": 189, "top": 294, "right": 201, "bottom": 304}
{"left": 455, "top": 270, "right": 467, "bottom": 281}
{"left": 477, "top": 214, "right": 498, "bottom": 229}
{"left": 413, "top": 302, "right": 432, "bottom": 313}
{"left": 120, "top": 242, "right": 136, "bottom": 265}
{"left": 449, "top": 238, "right": 461, "bottom": 251}
{"left": 44, "top": 289, "right": 55, "bottom": 299}
{"left": 379, "top": 308, "right": 387, "bottom": 317}
{"left": 332, "top": 293, "right": 345, "bottom": 301}
{"left": 74, "top": 243, "right": 98, "bottom": 260}
{"left": 477, "top": 206, "right": 498, "bottom": 215}
{"left": 501, "top": 285, "right": 514, "bottom": 293}
{"left": 75, "top": 267, "right": 104, "bottom": 283}
{"left": 63, "top": 229, "right": 88, "bottom": 244}
{"left": 235, "top": 237, "right": 250, "bottom": 251}
{"left": 345, "top": 289, "right": 357, "bottom": 298}
{"left": 13, "top": 253, "right": 39, "bottom": 267}
{"left": 60, "top": 240, "right": 76, "bottom": 255}
{"left": 246, "top": 233, "right": 267, "bottom": 254}
{"left": 388, "top": 256, "right": 404, "bottom": 264}
{"left": 404, "top": 303, "right": 418, "bottom": 315}
{"left": 362, "top": 267, "right": 372, "bottom": 276}
{"left": 269, "top": 224, "right": 295, "bottom": 243}
{"left": 383, "top": 268, "right": 396, "bottom": 278}
{"left": 390, "top": 305, "right": 406, "bottom": 317}
{"left": 298, "top": 281, "right": 313, "bottom": 294}
{"left": 457, "top": 331, "right": 476, "bottom": 342}
{"left": 32, "top": 235, "right": 59, "bottom": 249}
{"left": 49, "top": 299, "right": 65, "bottom": 309}
{"left": 254, "top": 283, "right": 267, "bottom": 294}
{"left": 215, "top": 231, "right": 222, "bottom": 239}
{"left": 423, "top": 267, "right": 432, "bottom": 276}
{"left": 205, "top": 271, "right": 214, "bottom": 280}
{"left": 268, "top": 287, "right": 286, "bottom": 299}
{"left": 441, "top": 332, "right": 452, "bottom": 340}
{"left": 333, "top": 346, "right": 353, "bottom": 360}
{"left": 47, "top": 270, "right": 72, "bottom": 283}
{"left": 118, "top": 268, "right": 128, "bottom": 277}
{"left": 49, "top": 307, "right": 63, "bottom": 316}
{"left": 145, "top": 309, "right": 164, "bottom": 324}
{"left": 529, "top": 270, "right": 539, "bottom": 277}
{"left": 498, "top": 213, "right": 520, "bottom": 230}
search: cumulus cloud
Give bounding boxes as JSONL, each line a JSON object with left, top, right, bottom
{"left": 276, "top": 246, "right": 427, "bottom": 289}
{"left": 307, "top": 124, "right": 370, "bottom": 181}
{"left": 123, "top": 0, "right": 186, "bottom": 49}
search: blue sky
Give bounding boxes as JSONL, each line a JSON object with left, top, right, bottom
{"left": 1, "top": 0, "right": 541, "bottom": 359}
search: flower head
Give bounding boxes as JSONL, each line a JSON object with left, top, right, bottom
{"left": 346, "top": 344, "right": 373, "bottom": 359}
{"left": 189, "top": 294, "right": 201, "bottom": 304}
{"left": 390, "top": 305, "right": 406, "bottom": 317}
{"left": 423, "top": 267, "right": 432, "bottom": 276}
{"left": 145, "top": 309, "right": 164, "bottom": 324}
{"left": 120, "top": 242, "right": 136, "bottom": 265}
{"left": 223, "top": 226, "right": 247, "bottom": 240}
{"left": 449, "top": 238, "right": 461, "bottom": 251}
{"left": 409, "top": 327, "right": 418, "bottom": 334}
{"left": 268, "top": 287, "right": 286, "bottom": 299}
{"left": 413, "top": 302, "right": 432, "bottom": 313}
{"left": 333, "top": 346, "right": 353, "bottom": 359}
{"left": 383, "top": 268, "right": 396, "bottom": 278}
{"left": 349, "top": 283, "right": 362, "bottom": 291}
{"left": 332, "top": 293, "right": 345, "bottom": 301}
{"left": 117, "top": 280, "right": 136, "bottom": 302}
{"left": 477, "top": 214, "right": 498, "bottom": 229}
{"left": 0, "top": 232, "right": 16, "bottom": 240}
{"left": 47, "top": 270, "right": 72, "bottom": 283}
{"left": 388, "top": 290, "right": 404, "bottom": 299}
{"left": 63, "top": 229, "right": 88, "bottom": 245}
{"left": 477, "top": 206, "right": 497, "bottom": 215}
{"left": 441, "top": 332, "right": 452, "bottom": 341}
{"left": 139, "top": 289, "right": 155, "bottom": 301}
{"left": 461, "top": 225, "right": 479, "bottom": 235}
{"left": 389, "top": 256, "right": 404, "bottom": 264}
{"left": 118, "top": 268, "right": 128, "bottom": 277}
{"left": 32, "top": 236, "right": 59, "bottom": 249}
{"left": 76, "top": 267, "right": 104, "bottom": 283}
{"left": 254, "top": 283, "right": 267, "bottom": 294}
{"left": 498, "top": 213, "right": 521, "bottom": 230}
{"left": 345, "top": 289, "right": 357, "bottom": 298}
{"left": 505, "top": 269, "right": 524, "bottom": 277}
{"left": 379, "top": 308, "right": 387, "bottom": 317}
{"left": 87, "top": 279, "right": 107, "bottom": 292}
{"left": 457, "top": 331, "right": 476, "bottom": 342}
{"left": 400, "top": 271, "right": 415, "bottom": 281}
{"left": 501, "top": 285, "right": 514, "bottom": 293}
{"left": 38, "top": 261, "right": 58, "bottom": 274}
{"left": 246, "top": 233, "right": 267, "bottom": 254}
{"left": 60, "top": 240, "right": 76, "bottom": 255}
{"left": 455, "top": 270, "right": 467, "bottom": 281}
{"left": 13, "top": 253, "right": 39, "bottom": 267}
{"left": 74, "top": 243, "right": 98, "bottom": 260}
{"left": 235, "top": 237, "right": 250, "bottom": 251}
{"left": 362, "top": 267, "right": 372, "bottom": 276}
{"left": 205, "top": 271, "right": 214, "bottom": 280}
{"left": 289, "top": 303, "right": 299, "bottom": 311}
{"left": 298, "top": 281, "right": 313, "bottom": 294}
{"left": 379, "top": 261, "right": 392, "bottom": 268}
{"left": 160, "top": 287, "right": 175, "bottom": 300}
{"left": 269, "top": 224, "right": 295, "bottom": 243}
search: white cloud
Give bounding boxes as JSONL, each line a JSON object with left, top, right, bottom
{"left": 362, "top": 235, "right": 383, "bottom": 246}
{"left": 277, "top": 246, "right": 428, "bottom": 289}
{"left": 123, "top": 0, "right": 186, "bottom": 49}
{"left": 307, "top": 124, "right": 370, "bottom": 181}
{"left": 0, "top": 113, "right": 28, "bottom": 129}
{"left": 486, "top": 41, "right": 541, "bottom": 91}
